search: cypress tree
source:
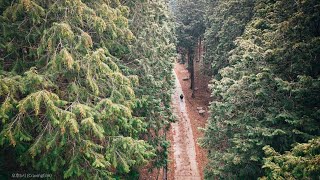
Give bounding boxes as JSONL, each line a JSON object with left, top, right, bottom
{"left": 0, "top": 0, "right": 176, "bottom": 178}
{"left": 121, "top": 0, "right": 176, "bottom": 172}
{"left": 174, "top": 0, "right": 206, "bottom": 96}
{"left": 201, "top": 0, "right": 320, "bottom": 179}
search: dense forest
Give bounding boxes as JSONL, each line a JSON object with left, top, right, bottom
{"left": 1, "top": 0, "right": 320, "bottom": 179}
{"left": 173, "top": 0, "right": 320, "bottom": 179}
{"left": 0, "top": 0, "right": 175, "bottom": 179}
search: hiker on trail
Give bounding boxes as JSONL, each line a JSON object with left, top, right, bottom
{"left": 180, "top": 94, "right": 184, "bottom": 101}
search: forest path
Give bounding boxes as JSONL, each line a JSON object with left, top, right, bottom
{"left": 168, "top": 61, "right": 211, "bottom": 180}
{"left": 170, "top": 65, "right": 201, "bottom": 180}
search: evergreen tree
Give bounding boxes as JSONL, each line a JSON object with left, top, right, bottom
{"left": 201, "top": 0, "right": 320, "bottom": 179}
{"left": 0, "top": 0, "right": 176, "bottom": 178}
{"left": 121, "top": 0, "right": 176, "bottom": 172}
{"left": 262, "top": 137, "right": 320, "bottom": 179}
{"left": 203, "top": 0, "right": 255, "bottom": 76}
{"left": 174, "top": 0, "right": 206, "bottom": 97}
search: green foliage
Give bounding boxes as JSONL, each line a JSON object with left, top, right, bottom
{"left": 203, "top": 0, "right": 255, "bottom": 76}
{"left": 0, "top": 0, "right": 175, "bottom": 178}
{"left": 174, "top": 0, "right": 206, "bottom": 50}
{"left": 122, "top": 0, "right": 176, "bottom": 170}
{"left": 262, "top": 137, "right": 320, "bottom": 180}
{"left": 173, "top": 0, "right": 204, "bottom": 91}
{"left": 201, "top": 0, "right": 320, "bottom": 179}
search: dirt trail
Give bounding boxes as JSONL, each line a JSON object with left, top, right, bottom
{"left": 167, "top": 60, "right": 212, "bottom": 180}
{"left": 140, "top": 60, "right": 211, "bottom": 179}
{"left": 171, "top": 70, "right": 201, "bottom": 180}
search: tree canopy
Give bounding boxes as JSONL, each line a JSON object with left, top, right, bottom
{"left": 199, "top": 0, "right": 320, "bottom": 179}
{"left": 1, "top": 0, "right": 319, "bottom": 179}
{"left": 0, "top": 0, "right": 175, "bottom": 179}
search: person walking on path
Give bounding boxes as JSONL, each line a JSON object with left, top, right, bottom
{"left": 180, "top": 94, "right": 184, "bottom": 101}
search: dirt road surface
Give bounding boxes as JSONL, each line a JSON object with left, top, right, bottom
{"left": 140, "top": 61, "right": 211, "bottom": 179}
{"left": 171, "top": 70, "right": 201, "bottom": 180}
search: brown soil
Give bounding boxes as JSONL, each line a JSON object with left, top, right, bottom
{"left": 171, "top": 67, "right": 201, "bottom": 179}
{"left": 139, "top": 165, "right": 164, "bottom": 180}
{"left": 170, "top": 62, "right": 211, "bottom": 180}
{"left": 140, "top": 60, "right": 211, "bottom": 180}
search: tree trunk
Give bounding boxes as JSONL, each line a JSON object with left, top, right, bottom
{"left": 198, "top": 37, "right": 201, "bottom": 62}
{"left": 188, "top": 48, "right": 195, "bottom": 98}
{"left": 199, "top": 36, "right": 202, "bottom": 62}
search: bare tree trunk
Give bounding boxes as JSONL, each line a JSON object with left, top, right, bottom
{"left": 156, "top": 168, "right": 160, "bottom": 180}
{"left": 198, "top": 37, "right": 201, "bottom": 62}
{"left": 188, "top": 48, "right": 195, "bottom": 98}
{"left": 199, "top": 36, "right": 202, "bottom": 62}
{"left": 186, "top": 50, "right": 189, "bottom": 65}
